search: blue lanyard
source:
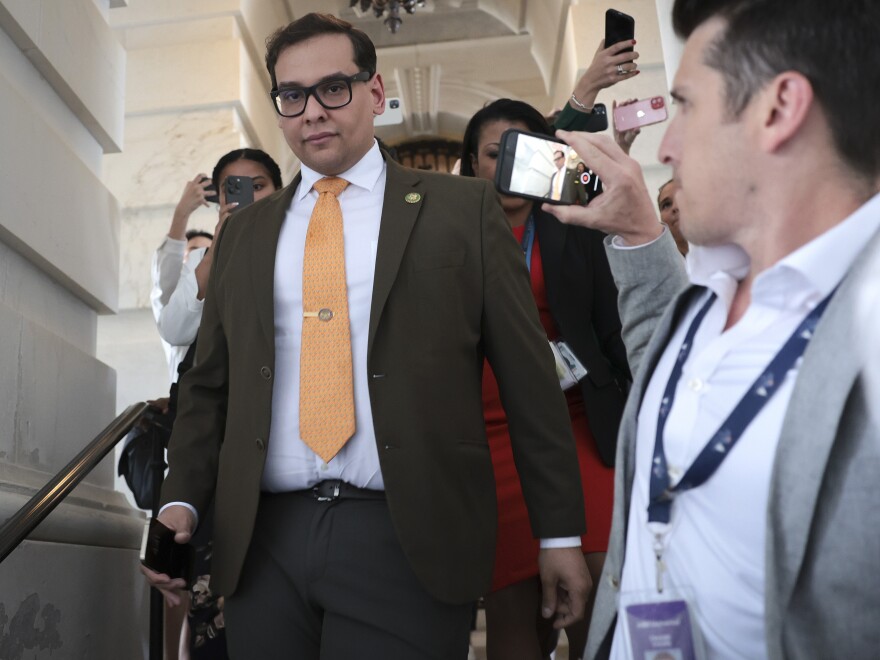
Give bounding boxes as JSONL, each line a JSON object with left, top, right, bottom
{"left": 648, "top": 288, "right": 836, "bottom": 524}
{"left": 520, "top": 216, "right": 536, "bottom": 273}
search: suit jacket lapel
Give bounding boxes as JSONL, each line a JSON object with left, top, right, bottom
{"left": 249, "top": 180, "right": 298, "bottom": 349}
{"left": 368, "top": 158, "right": 422, "bottom": 356}
{"left": 767, "top": 226, "right": 880, "bottom": 614}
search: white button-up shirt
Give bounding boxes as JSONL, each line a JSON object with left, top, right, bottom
{"left": 261, "top": 142, "right": 386, "bottom": 492}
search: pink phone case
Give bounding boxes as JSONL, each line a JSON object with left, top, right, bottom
{"left": 613, "top": 96, "right": 668, "bottom": 132}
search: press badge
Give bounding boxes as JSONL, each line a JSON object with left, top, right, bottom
{"left": 549, "top": 340, "right": 588, "bottom": 390}
{"left": 619, "top": 590, "right": 706, "bottom": 660}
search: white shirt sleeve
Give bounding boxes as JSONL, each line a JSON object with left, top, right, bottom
{"left": 156, "top": 247, "right": 206, "bottom": 347}
{"left": 539, "top": 537, "right": 582, "bottom": 549}
{"left": 150, "top": 236, "right": 187, "bottom": 324}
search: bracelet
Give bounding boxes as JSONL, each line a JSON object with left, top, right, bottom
{"left": 569, "top": 93, "right": 593, "bottom": 113}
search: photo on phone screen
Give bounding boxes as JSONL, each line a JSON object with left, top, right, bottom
{"left": 605, "top": 8, "right": 635, "bottom": 53}
{"left": 225, "top": 175, "right": 255, "bottom": 209}
{"left": 495, "top": 129, "right": 603, "bottom": 206}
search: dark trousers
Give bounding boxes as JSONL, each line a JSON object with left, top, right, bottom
{"left": 224, "top": 491, "right": 474, "bottom": 660}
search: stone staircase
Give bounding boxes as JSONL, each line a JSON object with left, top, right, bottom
{"left": 468, "top": 606, "right": 571, "bottom": 660}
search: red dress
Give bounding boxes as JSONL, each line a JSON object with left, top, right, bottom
{"left": 485, "top": 224, "right": 614, "bottom": 592}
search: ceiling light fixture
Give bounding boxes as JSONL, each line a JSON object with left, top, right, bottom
{"left": 349, "top": 0, "right": 427, "bottom": 34}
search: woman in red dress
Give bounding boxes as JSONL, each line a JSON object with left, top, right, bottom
{"left": 460, "top": 99, "right": 631, "bottom": 660}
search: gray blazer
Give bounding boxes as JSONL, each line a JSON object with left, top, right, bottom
{"left": 587, "top": 230, "right": 880, "bottom": 659}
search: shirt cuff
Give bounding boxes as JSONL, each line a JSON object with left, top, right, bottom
{"left": 539, "top": 536, "right": 582, "bottom": 549}
{"left": 158, "top": 501, "right": 199, "bottom": 529}
{"left": 609, "top": 224, "right": 668, "bottom": 250}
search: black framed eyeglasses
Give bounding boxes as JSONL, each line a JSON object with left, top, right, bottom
{"left": 270, "top": 71, "right": 372, "bottom": 118}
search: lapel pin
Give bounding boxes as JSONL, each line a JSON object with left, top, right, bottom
{"left": 405, "top": 192, "right": 421, "bottom": 204}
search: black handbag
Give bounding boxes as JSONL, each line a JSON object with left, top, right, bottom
{"left": 117, "top": 417, "right": 170, "bottom": 510}
{"left": 118, "top": 340, "right": 197, "bottom": 510}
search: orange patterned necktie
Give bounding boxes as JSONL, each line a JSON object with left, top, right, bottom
{"left": 299, "top": 176, "right": 355, "bottom": 462}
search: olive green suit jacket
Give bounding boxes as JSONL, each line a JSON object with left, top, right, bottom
{"left": 161, "top": 156, "right": 585, "bottom": 603}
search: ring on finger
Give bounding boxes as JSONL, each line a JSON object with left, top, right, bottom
{"left": 617, "top": 64, "right": 626, "bottom": 75}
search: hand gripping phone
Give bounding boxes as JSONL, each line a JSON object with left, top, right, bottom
{"left": 199, "top": 176, "right": 219, "bottom": 204}
{"left": 494, "top": 128, "right": 603, "bottom": 206}
{"left": 140, "top": 518, "right": 194, "bottom": 585}
{"left": 613, "top": 96, "right": 669, "bottom": 132}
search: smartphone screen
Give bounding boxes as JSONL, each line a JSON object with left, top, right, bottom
{"left": 225, "top": 175, "right": 255, "bottom": 209}
{"left": 605, "top": 9, "right": 635, "bottom": 53}
{"left": 495, "top": 129, "right": 603, "bottom": 206}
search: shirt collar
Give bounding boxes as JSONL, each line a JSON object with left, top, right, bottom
{"left": 769, "top": 191, "right": 880, "bottom": 300}
{"left": 296, "top": 139, "right": 385, "bottom": 200}
{"left": 685, "top": 191, "right": 880, "bottom": 304}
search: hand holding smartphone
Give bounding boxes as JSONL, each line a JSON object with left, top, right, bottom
{"left": 200, "top": 176, "right": 219, "bottom": 204}
{"left": 494, "top": 129, "right": 603, "bottom": 206}
{"left": 613, "top": 96, "right": 669, "bottom": 132}
{"left": 140, "top": 518, "right": 194, "bottom": 585}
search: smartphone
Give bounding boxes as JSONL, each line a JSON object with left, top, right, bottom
{"left": 225, "top": 175, "right": 255, "bottom": 208}
{"left": 588, "top": 103, "right": 608, "bottom": 132}
{"left": 605, "top": 9, "right": 635, "bottom": 54}
{"left": 200, "top": 176, "right": 219, "bottom": 204}
{"left": 140, "top": 518, "right": 194, "bottom": 584}
{"left": 613, "top": 96, "right": 668, "bottom": 132}
{"left": 495, "top": 128, "right": 603, "bottom": 206}
{"left": 374, "top": 97, "right": 404, "bottom": 127}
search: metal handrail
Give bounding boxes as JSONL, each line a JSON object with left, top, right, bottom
{"left": 0, "top": 401, "right": 150, "bottom": 563}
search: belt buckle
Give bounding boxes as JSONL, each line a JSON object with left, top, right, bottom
{"left": 314, "top": 481, "right": 341, "bottom": 502}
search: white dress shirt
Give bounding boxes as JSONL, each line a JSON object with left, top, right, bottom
{"left": 151, "top": 238, "right": 205, "bottom": 382}
{"left": 261, "top": 141, "right": 386, "bottom": 492}
{"left": 156, "top": 247, "right": 205, "bottom": 351}
{"left": 609, "top": 193, "right": 880, "bottom": 659}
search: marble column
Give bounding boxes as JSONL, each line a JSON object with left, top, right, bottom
{"left": 0, "top": 0, "right": 148, "bottom": 657}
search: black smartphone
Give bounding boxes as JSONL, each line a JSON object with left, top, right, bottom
{"left": 224, "top": 175, "right": 255, "bottom": 208}
{"left": 140, "top": 518, "right": 194, "bottom": 584}
{"left": 605, "top": 9, "right": 635, "bottom": 54}
{"left": 587, "top": 102, "right": 609, "bottom": 132}
{"left": 199, "top": 176, "right": 219, "bottom": 204}
{"left": 494, "top": 128, "right": 603, "bottom": 206}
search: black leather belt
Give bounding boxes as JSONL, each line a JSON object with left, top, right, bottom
{"left": 298, "top": 480, "right": 386, "bottom": 502}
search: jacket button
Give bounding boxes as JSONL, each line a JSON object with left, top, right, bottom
{"left": 255, "top": 438, "right": 265, "bottom": 451}
{"left": 608, "top": 574, "right": 620, "bottom": 590}
{"left": 260, "top": 366, "right": 272, "bottom": 379}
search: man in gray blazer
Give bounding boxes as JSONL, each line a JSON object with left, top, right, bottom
{"left": 545, "top": 0, "right": 880, "bottom": 658}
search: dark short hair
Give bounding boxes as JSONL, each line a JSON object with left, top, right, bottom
{"left": 265, "top": 13, "right": 377, "bottom": 91}
{"left": 185, "top": 229, "right": 214, "bottom": 242}
{"left": 459, "top": 99, "right": 553, "bottom": 178}
{"left": 211, "top": 149, "right": 283, "bottom": 191}
{"left": 672, "top": 0, "right": 880, "bottom": 179}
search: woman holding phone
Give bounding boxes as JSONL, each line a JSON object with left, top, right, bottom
{"left": 156, "top": 149, "right": 283, "bottom": 352}
{"left": 460, "top": 97, "right": 631, "bottom": 660}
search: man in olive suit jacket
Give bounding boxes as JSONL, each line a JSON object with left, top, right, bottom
{"left": 142, "top": 13, "right": 590, "bottom": 660}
